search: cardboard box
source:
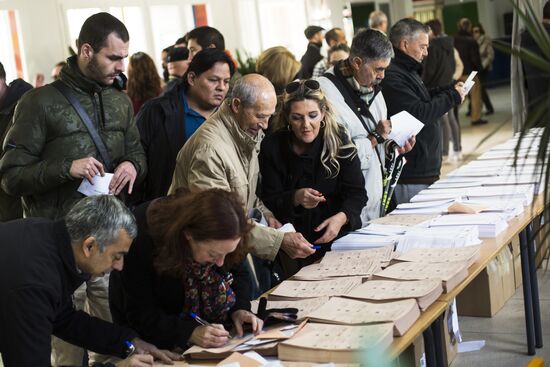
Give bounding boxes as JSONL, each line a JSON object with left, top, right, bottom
{"left": 456, "top": 246, "right": 515, "bottom": 317}
{"left": 393, "top": 334, "right": 426, "bottom": 367}
{"left": 442, "top": 303, "right": 458, "bottom": 366}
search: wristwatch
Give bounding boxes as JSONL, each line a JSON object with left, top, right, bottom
{"left": 369, "top": 130, "right": 386, "bottom": 144}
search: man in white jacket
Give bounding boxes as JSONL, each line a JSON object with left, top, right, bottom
{"left": 317, "top": 29, "right": 415, "bottom": 224}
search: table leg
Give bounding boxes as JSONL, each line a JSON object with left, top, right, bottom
{"left": 423, "top": 327, "right": 436, "bottom": 367}
{"left": 520, "top": 227, "right": 536, "bottom": 355}
{"left": 526, "top": 223, "right": 543, "bottom": 348}
{"left": 431, "top": 314, "right": 445, "bottom": 367}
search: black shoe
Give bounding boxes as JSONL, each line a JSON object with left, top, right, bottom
{"left": 471, "top": 119, "right": 488, "bottom": 126}
{"left": 485, "top": 109, "right": 494, "bottom": 116}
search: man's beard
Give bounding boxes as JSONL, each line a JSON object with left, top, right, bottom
{"left": 86, "top": 56, "right": 115, "bottom": 86}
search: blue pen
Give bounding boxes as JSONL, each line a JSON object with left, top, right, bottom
{"left": 190, "top": 312, "right": 211, "bottom": 326}
{"left": 312, "top": 245, "right": 321, "bottom": 249}
{"left": 124, "top": 340, "right": 136, "bottom": 357}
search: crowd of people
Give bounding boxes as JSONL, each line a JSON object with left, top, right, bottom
{"left": 0, "top": 4, "right": 548, "bottom": 366}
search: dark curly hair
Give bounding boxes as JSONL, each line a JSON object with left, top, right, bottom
{"left": 149, "top": 189, "right": 252, "bottom": 277}
{"left": 126, "top": 52, "right": 162, "bottom": 107}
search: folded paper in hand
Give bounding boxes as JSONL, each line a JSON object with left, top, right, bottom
{"left": 77, "top": 173, "right": 114, "bottom": 196}
{"left": 463, "top": 71, "right": 478, "bottom": 94}
{"left": 388, "top": 110, "right": 424, "bottom": 147}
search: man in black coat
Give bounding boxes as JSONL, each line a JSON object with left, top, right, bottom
{"left": 381, "top": 18, "right": 465, "bottom": 204}
{"left": 521, "top": 1, "right": 550, "bottom": 125}
{"left": 455, "top": 18, "right": 486, "bottom": 126}
{"left": 132, "top": 49, "right": 234, "bottom": 203}
{"left": 299, "top": 25, "right": 325, "bottom": 79}
{"left": 0, "top": 61, "right": 33, "bottom": 221}
{"left": 0, "top": 195, "right": 179, "bottom": 367}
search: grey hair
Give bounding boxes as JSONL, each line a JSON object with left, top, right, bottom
{"left": 350, "top": 28, "right": 394, "bottom": 62}
{"left": 389, "top": 18, "right": 430, "bottom": 48}
{"left": 231, "top": 77, "right": 259, "bottom": 107}
{"left": 65, "top": 195, "right": 137, "bottom": 252}
{"left": 369, "top": 11, "right": 388, "bottom": 29}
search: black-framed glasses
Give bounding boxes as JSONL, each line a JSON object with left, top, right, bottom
{"left": 285, "top": 79, "right": 320, "bottom": 94}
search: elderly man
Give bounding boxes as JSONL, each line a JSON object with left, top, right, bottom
{"left": 0, "top": 13, "right": 146, "bottom": 365}
{"left": 381, "top": 18, "right": 465, "bottom": 204}
{"left": 134, "top": 49, "right": 234, "bottom": 203}
{"left": 369, "top": 10, "right": 389, "bottom": 34}
{"left": 169, "top": 74, "right": 315, "bottom": 265}
{"left": 318, "top": 29, "right": 415, "bottom": 223}
{"left": 0, "top": 195, "right": 179, "bottom": 367}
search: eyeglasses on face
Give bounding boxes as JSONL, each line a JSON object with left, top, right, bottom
{"left": 285, "top": 79, "right": 320, "bottom": 94}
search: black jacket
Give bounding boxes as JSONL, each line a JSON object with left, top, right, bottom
{"left": 259, "top": 129, "right": 366, "bottom": 274}
{"left": 299, "top": 43, "right": 323, "bottom": 79}
{"left": 454, "top": 30, "right": 482, "bottom": 75}
{"left": 521, "top": 24, "right": 550, "bottom": 124}
{"left": 381, "top": 48, "right": 461, "bottom": 181}
{"left": 132, "top": 82, "right": 187, "bottom": 203}
{"left": 423, "top": 35, "right": 456, "bottom": 88}
{"left": 109, "top": 199, "right": 252, "bottom": 350}
{"left": 0, "top": 79, "right": 32, "bottom": 221}
{"left": 0, "top": 219, "right": 136, "bottom": 366}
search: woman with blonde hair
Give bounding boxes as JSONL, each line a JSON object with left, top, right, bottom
{"left": 127, "top": 51, "right": 163, "bottom": 114}
{"left": 256, "top": 46, "right": 300, "bottom": 95}
{"left": 259, "top": 79, "right": 367, "bottom": 279}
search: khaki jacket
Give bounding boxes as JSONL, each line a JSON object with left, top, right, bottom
{"left": 169, "top": 101, "right": 283, "bottom": 260}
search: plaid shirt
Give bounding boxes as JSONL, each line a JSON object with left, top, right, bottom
{"left": 338, "top": 59, "right": 375, "bottom": 106}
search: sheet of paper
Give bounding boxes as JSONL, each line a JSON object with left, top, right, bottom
{"left": 346, "top": 279, "right": 442, "bottom": 301}
{"left": 395, "top": 246, "right": 480, "bottom": 266}
{"left": 277, "top": 223, "right": 296, "bottom": 233}
{"left": 269, "top": 278, "right": 362, "bottom": 299}
{"left": 321, "top": 246, "right": 394, "bottom": 265}
{"left": 388, "top": 110, "right": 424, "bottom": 147}
{"left": 292, "top": 259, "right": 380, "bottom": 280}
{"left": 462, "top": 71, "right": 478, "bottom": 94}
{"left": 374, "top": 261, "right": 468, "bottom": 283}
{"left": 77, "top": 173, "right": 114, "bottom": 196}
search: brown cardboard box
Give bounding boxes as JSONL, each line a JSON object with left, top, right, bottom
{"left": 442, "top": 304, "right": 458, "bottom": 366}
{"left": 393, "top": 334, "right": 426, "bottom": 367}
{"left": 457, "top": 246, "right": 515, "bottom": 317}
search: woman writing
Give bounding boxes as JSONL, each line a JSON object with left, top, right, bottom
{"left": 109, "top": 189, "right": 262, "bottom": 350}
{"left": 259, "top": 79, "right": 367, "bottom": 279}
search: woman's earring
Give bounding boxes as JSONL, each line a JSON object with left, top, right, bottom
{"left": 320, "top": 120, "right": 326, "bottom": 128}
{"left": 287, "top": 124, "right": 291, "bottom": 131}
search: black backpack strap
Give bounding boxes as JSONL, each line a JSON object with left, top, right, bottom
{"left": 51, "top": 80, "right": 113, "bottom": 171}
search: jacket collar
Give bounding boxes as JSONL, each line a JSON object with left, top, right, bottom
{"left": 59, "top": 55, "right": 108, "bottom": 95}
{"left": 217, "top": 101, "right": 261, "bottom": 156}
{"left": 54, "top": 220, "right": 91, "bottom": 293}
{"left": 393, "top": 48, "right": 423, "bottom": 75}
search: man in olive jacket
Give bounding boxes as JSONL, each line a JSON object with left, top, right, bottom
{"left": 0, "top": 13, "right": 146, "bottom": 366}
{"left": 0, "top": 13, "right": 146, "bottom": 220}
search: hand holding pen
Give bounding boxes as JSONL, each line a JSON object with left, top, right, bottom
{"left": 188, "top": 312, "right": 230, "bottom": 348}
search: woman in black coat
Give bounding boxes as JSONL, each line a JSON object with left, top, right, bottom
{"left": 109, "top": 189, "right": 262, "bottom": 351}
{"left": 259, "top": 79, "right": 367, "bottom": 279}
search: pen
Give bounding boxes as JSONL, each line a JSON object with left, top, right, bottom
{"left": 124, "top": 340, "right": 136, "bottom": 357}
{"left": 312, "top": 245, "right": 321, "bottom": 249}
{"left": 190, "top": 312, "right": 211, "bottom": 326}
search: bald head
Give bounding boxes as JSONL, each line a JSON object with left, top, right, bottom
{"left": 230, "top": 73, "right": 277, "bottom": 138}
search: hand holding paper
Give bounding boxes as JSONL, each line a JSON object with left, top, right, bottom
{"left": 462, "top": 71, "right": 478, "bottom": 95}
{"left": 388, "top": 111, "right": 424, "bottom": 148}
{"left": 78, "top": 173, "right": 114, "bottom": 196}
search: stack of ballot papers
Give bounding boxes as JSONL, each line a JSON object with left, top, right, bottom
{"left": 291, "top": 260, "right": 380, "bottom": 280}
{"left": 306, "top": 297, "right": 420, "bottom": 336}
{"left": 373, "top": 261, "right": 469, "bottom": 293}
{"left": 394, "top": 246, "right": 481, "bottom": 268}
{"left": 278, "top": 323, "right": 394, "bottom": 363}
{"left": 345, "top": 279, "right": 443, "bottom": 311}
{"left": 411, "top": 185, "right": 535, "bottom": 206}
{"left": 390, "top": 199, "right": 455, "bottom": 215}
{"left": 331, "top": 233, "right": 398, "bottom": 251}
{"left": 369, "top": 214, "right": 440, "bottom": 226}
{"left": 320, "top": 246, "right": 394, "bottom": 267}
{"left": 250, "top": 297, "right": 329, "bottom": 322}
{"left": 425, "top": 213, "right": 508, "bottom": 238}
{"left": 395, "top": 226, "right": 481, "bottom": 253}
{"left": 268, "top": 278, "right": 362, "bottom": 300}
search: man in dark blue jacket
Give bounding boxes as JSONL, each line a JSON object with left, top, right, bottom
{"left": 381, "top": 18, "right": 465, "bottom": 204}
{"left": 0, "top": 195, "right": 179, "bottom": 367}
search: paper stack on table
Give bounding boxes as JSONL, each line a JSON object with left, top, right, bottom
{"left": 278, "top": 322, "right": 394, "bottom": 363}
{"left": 426, "top": 213, "right": 508, "bottom": 238}
{"left": 268, "top": 278, "right": 362, "bottom": 300}
{"left": 395, "top": 246, "right": 481, "bottom": 268}
{"left": 320, "top": 246, "right": 394, "bottom": 267}
{"left": 306, "top": 297, "right": 420, "bottom": 336}
{"left": 291, "top": 259, "right": 380, "bottom": 280}
{"left": 373, "top": 261, "right": 469, "bottom": 293}
{"left": 345, "top": 279, "right": 443, "bottom": 311}
{"left": 395, "top": 226, "right": 481, "bottom": 253}
{"left": 331, "top": 233, "right": 398, "bottom": 252}
{"left": 250, "top": 297, "right": 329, "bottom": 322}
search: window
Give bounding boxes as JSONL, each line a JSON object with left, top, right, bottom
{"left": 0, "top": 9, "right": 25, "bottom": 81}
{"left": 109, "top": 7, "right": 147, "bottom": 56}
{"left": 66, "top": 8, "right": 101, "bottom": 52}
{"left": 149, "top": 5, "right": 185, "bottom": 72}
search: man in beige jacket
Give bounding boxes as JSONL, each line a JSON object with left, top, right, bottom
{"left": 169, "top": 74, "right": 315, "bottom": 263}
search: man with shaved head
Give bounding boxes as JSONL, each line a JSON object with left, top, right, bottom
{"left": 169, "top": 74, "right": 315, "bottom": 273}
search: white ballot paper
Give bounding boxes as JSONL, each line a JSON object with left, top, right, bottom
{"left": 389, "top": 111, "right": 424, "bottom": 147}
{"left": 78, "top": 173, "right": 114, "bottom": 196}
{"left": 462, "top": 71, "right": 478, "bottom": 94}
